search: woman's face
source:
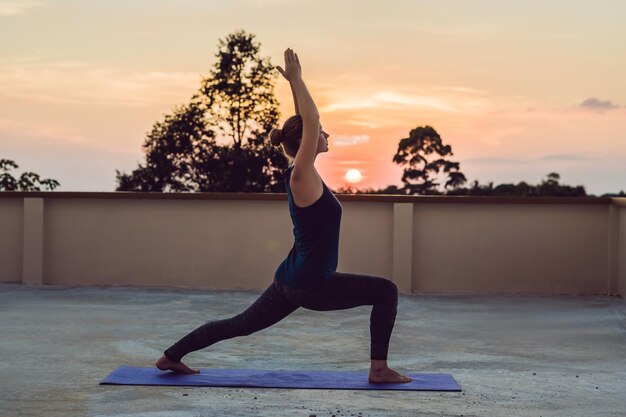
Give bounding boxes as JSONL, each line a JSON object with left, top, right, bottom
{"left": 317, "top": 124, "right": 330, "bottom": 153}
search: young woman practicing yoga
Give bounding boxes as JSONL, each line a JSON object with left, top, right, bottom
{"left": 155, "top": 48, "right": 412, "bottom": 384}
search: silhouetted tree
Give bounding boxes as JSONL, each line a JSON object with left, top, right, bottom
{"left": 335, "top": 184, "right": 404, "bottom": 195}
{"left": 115, "top": 29, "right": 285, "bottom": 192}
{"left": 535, "top": 172, "right": 585, "bottom": 196}
{"left": 337, "top": 172, "right": 598, "bottom": 197}
{"left": 0, "top": 159, "right": 60, "bottom": 191}
{"left": 115, "top": 99, "right": 234, "bottom": 192}
{"left": 391, "top": 126, "right": 467, "bottom": 195}
{"left": 599, "top": 190, "right": 626, "bottom": 197}
{"left": 446, "top": 172, "right": 589, "bottom": 197}
{"left": 198, "top": 30, "right": 285, "bottom": 192}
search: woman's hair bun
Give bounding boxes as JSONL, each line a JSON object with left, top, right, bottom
{"left": 269, "top": 128, "right": 283, "bottom": 146}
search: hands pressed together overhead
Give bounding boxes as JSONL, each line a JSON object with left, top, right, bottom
{"left": 276, "top": 48, "right": 302, "bottom": 82}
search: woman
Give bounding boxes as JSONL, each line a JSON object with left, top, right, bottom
{"left": 155, "top": 48, "right": 412, "bottom": 384}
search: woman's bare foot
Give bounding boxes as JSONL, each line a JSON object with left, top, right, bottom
{"left": 368, "top": 367, "right": 412, "bottom": 383}
{"left": 155, "top": 355, "right": 200, "bottom": 374}
{"left": 368, "top": 360, "right": 412, "bottom": 384}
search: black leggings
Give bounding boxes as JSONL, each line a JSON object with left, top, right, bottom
{"left": 163, "top": 271, "right": 399, "bottom": 362}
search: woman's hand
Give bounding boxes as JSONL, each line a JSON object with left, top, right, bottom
{"left": 276, "top": 48, "right": 302, "bottom": 82}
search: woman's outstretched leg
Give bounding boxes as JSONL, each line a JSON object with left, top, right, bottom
{"left": 275, "top": 272, "right": 412, "bottom": 383}
{"left": 157, "top": 280, "right": 299, "bottom": 373}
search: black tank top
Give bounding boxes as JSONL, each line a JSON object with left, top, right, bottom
{"left": 274, "top": 164, "right": 343, "bottom": 288}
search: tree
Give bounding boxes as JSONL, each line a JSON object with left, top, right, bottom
{"left": 391, "top": 126, "right": 467, "bottom": 195}
{"left": 115, "top": 29, "right": 285, "bottom": 192}
{"left": 115, "top": 98, "right": 225, "bottom": 192}
{"left": 335, "top": 184, "right": 404, "bottom": 195}
{"left": 599, "top": 190, "right": 626, "bottom": 198}
{"left": 0, "top": 159, "right": 60, "bottom": 191}
{"left": 446, "top": 172, "right": 589, "bottom": 197}
{"left": 198, "top": 29, "right": 284, "bottom": 192}
{"left": 535, "top": 172, "right": 587, "bottom": 196}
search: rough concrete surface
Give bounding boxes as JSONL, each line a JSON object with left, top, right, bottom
{"left": 0, "top": 282, "right": 625, "bottom": 417}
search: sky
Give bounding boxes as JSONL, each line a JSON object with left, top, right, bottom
{"left": 1, "top": 0, "right": 625, "bottom": 195}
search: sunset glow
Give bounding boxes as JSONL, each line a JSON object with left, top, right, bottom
{"left": 1, "top": 1, "right": 625, "bottom": 195}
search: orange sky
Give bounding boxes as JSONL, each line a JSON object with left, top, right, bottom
{"left": 1, "top": 0, "right": 625, "bottom": 195}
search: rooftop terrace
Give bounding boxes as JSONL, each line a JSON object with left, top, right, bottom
{"left": 1, "top": 283, "right": 624, "bottom": 417}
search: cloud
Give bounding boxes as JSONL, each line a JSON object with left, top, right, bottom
{"left": 239, "top": 0, "right": 290, "bottom": 5}
{"left": 539, "top": 154, "right": 598, "bottom": 161}
{"left": 315, "top": 80, "right": 500, "bottom": 125}
{"left": 418, "top": 26, "right": 583, "bottom": 41}
{"left": 0, "top": 118, "right": 91, "bottom": 146}
{"left": 331, "top": 135, "right": 370, "bottom": 146}
{"left": 430, "top": 85, "right": 489, "bottom": 94}
{"left": 337, "top": 160, "right": 368, "bottom": 165}
{"left": 0, "top": 117, "right": 16, "bottom": 127}
{"left": 374, "top": 91, "right": 456, "bottom": 111}
{"left": 344, "top": 120, "right": 385, "bottom": 129}
{"left": 0, "top": 117, "right": 134, "bottom": 155}
{"left": 320, "top": 90, "right": 456, "bottom": 113}
{"left": 465, "top": 154, "right": 601, "bottom": 165}
{"left": 0, "top": 0, "right": 42, "bottom": 16}
{"left": 0, "top": 59, "right": 201, "bottom": 107}
{"left": 580, "top": 98, "right": 621, "bottom": 110}
{"left": 464, "top": 157, "right": 526, "bottom": 165}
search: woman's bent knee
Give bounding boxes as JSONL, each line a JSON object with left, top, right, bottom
{"left": 382, "top": 279, "right": 399, "bottom": 304}
{"left": 384, "top": 278, "right": 398, "bottom": 295}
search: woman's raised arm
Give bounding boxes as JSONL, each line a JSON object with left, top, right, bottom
{"left": 289, "top": 80, "right": 300, "bottom": 115}
{"left": 276, "top": 48, "right": 320, "bottom": 173}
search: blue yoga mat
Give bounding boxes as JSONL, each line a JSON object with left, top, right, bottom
{"left": 100, "top": 365, "right": 461, "bottom": 391}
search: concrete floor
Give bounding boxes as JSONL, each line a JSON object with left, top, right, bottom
{"left": 0, "top": 282, "right": 625, "bottom": 417}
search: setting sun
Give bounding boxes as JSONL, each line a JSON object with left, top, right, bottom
{"left": 345, "top": 169, "right": 363, "bottom": 184}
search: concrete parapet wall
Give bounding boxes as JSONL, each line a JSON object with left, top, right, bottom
{"left": 1, "top": 191, "right": 623, "bottom": 296}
